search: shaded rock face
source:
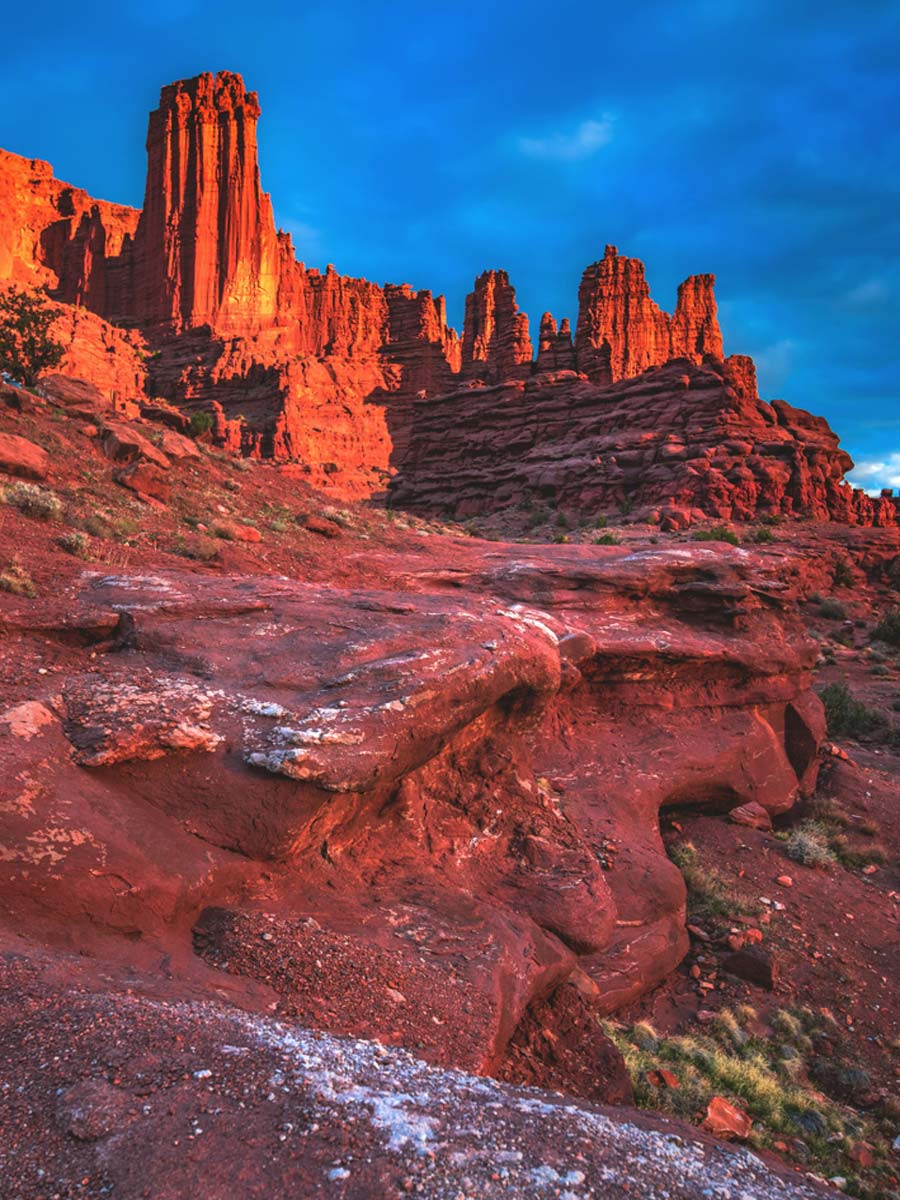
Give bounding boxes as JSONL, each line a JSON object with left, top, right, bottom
{"left": 0, "top": 544, "right": 822, "bottom": 1085}
{"left": 392, "top": 359, "right": 898, "bottom": 526}
{"left": 537, "top": 312, "right": 575, "bottom": 372}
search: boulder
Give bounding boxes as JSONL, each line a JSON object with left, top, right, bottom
{"left": 0, "top": 431, "right": 50, "bottom": 479}
{"left": 703, "top": 1096, "right": 752, "bottom": 1140}
{"left": 113, "top": 461, "right": 171, "bottom": 502}
{"left": 722, "top": 948, "right": 778, "bottom": 990}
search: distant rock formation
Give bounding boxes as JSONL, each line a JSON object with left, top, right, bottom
{"left": 0, "top": 71, "right": 885, "bottom": 520}
{"left": 391, "top": 358, "right": 898, "bottom": 527}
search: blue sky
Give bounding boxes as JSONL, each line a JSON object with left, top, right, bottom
{"left": 1, "top": 1, "right": 898, "bottom": 485}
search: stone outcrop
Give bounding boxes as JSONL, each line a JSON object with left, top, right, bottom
{"left": 574, "top": 245, "right": 725, "bottom": 384}
{"left": 461, "top": 270, "right": 533, "bottom": 382}
{"left": 536, "top": 312, "right": 575, "bottom": 372}
{"left": 132, "top": 72, "right": 281, "bottom": 332}
{"left": 391, "top": 358, "right": 897, "bottom": 526}
{"left": 0, "top": 149, "right": 138, "bottom": 317}
{"left": 0, "top": 542, "right": 822, "bottom": 1078}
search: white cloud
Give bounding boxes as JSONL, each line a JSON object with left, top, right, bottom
{"left": 517, "top": 116, "right": 615, "bottom": 162}
{"left": 846, "top": 453, "right": 900, "bottom": 495}
{"left": 844, "top": 278, "right": 890, "bottom": 308}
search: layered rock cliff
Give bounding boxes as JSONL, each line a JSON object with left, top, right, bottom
{"left": 391, "top": 358, "right": 897, "bottom": 527}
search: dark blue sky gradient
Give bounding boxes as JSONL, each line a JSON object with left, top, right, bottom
{"left": 1, "top": 1, "right": 897, "bottom": 484}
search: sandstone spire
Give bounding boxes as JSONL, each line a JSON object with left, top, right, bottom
{"left": 133, "top": 71, "right": 281, "bottom": 331}
{"left": 671, "top": 274, "right": 724, "bottom": 362}
{"left": 461, "top": 269, "right": 533, "bottom": 382}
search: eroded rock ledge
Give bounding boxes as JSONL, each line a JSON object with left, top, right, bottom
{"left": 0, "top": 543, "right": 823, "bottom": 1090}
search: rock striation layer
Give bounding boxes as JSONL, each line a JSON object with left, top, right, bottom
{"left": 392, "top": 359, "right": 898, "bottom": 526}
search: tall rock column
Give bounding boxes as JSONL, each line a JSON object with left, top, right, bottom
{"left": 574, "top": 245, "right": 671, "bottom": 383}
{"left": 670, "top": 274, "right": 724, "bottom": 363}
{"left": 461, "top": 270, "right": 533, "bottom": 382}
{"left": 133, "top": 71, "right": 281, "bottom": 331}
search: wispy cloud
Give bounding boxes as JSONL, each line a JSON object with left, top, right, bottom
{"left": 517, "top": 116, "right": 615, "bottom": 162}
{"left": 844, "top": 278, "right": 890, "bottom": 308}
{"left": 847, "top": 452, "right": 900, "bottom": 494}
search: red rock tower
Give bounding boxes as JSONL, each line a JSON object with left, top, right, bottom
{"left": 133, "top": 71, "right": 281, "bottom": 331}
{"left": 461, "top": 269, "right": 533, "bottom": 382}
{"left": 671, "top": 274, "right": 724, "bottom": 362}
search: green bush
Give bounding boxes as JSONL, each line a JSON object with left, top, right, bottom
{"left": 189, "top": 410, "right": 215, "bottom": 438}
{"left": 819, "top": 681, "right": 884, "bottom": 741}
{"left": 748, "top": 526, "right": 775, "bottom": 544}
{"left": 817, "top": 598, "right": 846, "bottom": 620}
{"left": 873, "top": 607, "right": 900, "bottom": 646}
{"left": 594, "top": 532, "right": 620, "bottom": 546}
{"left": 57, "top": 531, "right": 91, "bottom": 559}
{"left": 692, "top": 526, "right": 740, "bottom": 546}
{"left": 784, "top": 822, "right": 837, "bottom": 869}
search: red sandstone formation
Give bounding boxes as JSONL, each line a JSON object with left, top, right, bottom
{"left": 0, "top": 70, "right": 882, "bottom": 521}
{"left": 536, "top": 312, "right": 576, "bottom": 372}
{"left": 574, "top": 245, "right": 725, "bottom": 384}
{"left": 392, "top": 358, "right": 897, "bottom": 527}
{"left": 461, "top": 269, "right": 533, "bottom": 382}
{"left": 0, "top": 148, "right": 138, "bottom": 317}
{"left": 133, "top": 72, "right": 281, "bottom": 332}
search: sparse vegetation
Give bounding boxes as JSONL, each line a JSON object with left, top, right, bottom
{"left": 783, "top": 821, "right": 837, "bottom": 869}
{"left": 2, "top": 481, "right": 63, "bottom": 520}
{"left": 173, "top": 534, "right": 220, "bottom": 562}
{"left": 607, "top": 1005, "right": 895, "bottom": 1198}
{"left": 817, "top": 598, "right": 846, "bottom": 620}
{"left": 0, "top": 556, "right": 36, "bottom": 597}
{"left": 692, "top": 526, "right": 740, "bottom": 546}
{"left": 667, "top": 841, "right": 758, "bottom": 923}
{"left": 748, "top": 526, "right": 776, "bottom": 544}
{"left": 872, "top": 607, "right": 900, "bottom": 647}
{"left": 593, "top": 532, "right": 620, "bottom": 546}
{"left": 56, "top": 530, "right": 91, "bottom": 559}
{"left": 832, "top": 557, "right": 855, "bottom": 588}
{"left": 819, "top": 681, "right": 885, "bottom": 741}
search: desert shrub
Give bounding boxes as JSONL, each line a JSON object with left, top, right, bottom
{"left": 2, "top": 481, "right": 62, "bottom": 520}
{"left": 189, "top": 410, "right": 214, "bottom": 438}
{"left": 784, "top": 822, "right": 837, "bottom": 869}
{"left": 748, "top": 526, "right": 775, "bottom": 544}
{"left": 0, "top": 557, "right": 36, "bottom": 597}
{"left": 819, "top": 681, "right": 884, "bottom": 740}
{"left": 173, "top": 535, "right": 220, "bottom": 562}
{"left": 0, "top": 286, "right": 64, "bottom": 385}
{"left": 871, "top": 663, "right": 890, "bottom": 676}
{"left": 873, "top": 607, "right": 900, "bottom": 646}
{"left": 817, "top": 598, "right": 846, "bottom": 620}
{"left": 555, "top": 511, "right": 570, "bottom": 529}
{"left": 57, "top": 531, "right": 91, "bottom": 559}
{"left": 692, "top": 526, "right": 740, "bottom": 545}
{"left": 594, "top": 532, "right": 620, "bottom": 546}
{"left": 832, "top": 557, "right": 855, "bottom": 588}
{"left": 595, "top": 514, "right": 608, "bottom": 529}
